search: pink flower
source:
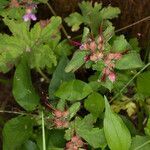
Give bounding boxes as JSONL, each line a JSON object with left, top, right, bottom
{"left": 108, "top": 72, "right": 116, "bottom": 82}
{"left": 53, "top": 110, "right": 63, "bottom": 118}
{"left": 23, "top": 13, "right": 37, "bottom": 21}
{"left": 89, "top": 41, "right": 97, "bottom": 52}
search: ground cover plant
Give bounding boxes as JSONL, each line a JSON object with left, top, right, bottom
{"left": 0, "top": 0, "right": 150, "bottom": 150}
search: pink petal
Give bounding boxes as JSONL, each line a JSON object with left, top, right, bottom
{"left": 108, "top": 72, "right": 116, "bottom": 82}
{"left": 23, "top": 14, "right": 30, "bottom": 22}
{"left": 30, "top": 13, "right": 37, "bottom": 21}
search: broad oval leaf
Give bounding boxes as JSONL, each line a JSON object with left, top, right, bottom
{"left": 55, "top": 80, "right": 92, "bottom": 101}
{"left": 13, "top": 58, "right": 40, "bottom": 111}
{"left": 3, "top": 116, "right": 34, "bottom": 150}
{"left": 65, "top": 50, "right": 88, "bottom": 73}
{"left": 104, "top": 96, "right": 131, "bottom": 150}
{"left": 84, "top": 92, "right": 105, "bottom": 117}
{"left": 115, "top": 53, "right": 143, "bottom": 70}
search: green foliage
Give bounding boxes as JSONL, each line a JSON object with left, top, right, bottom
{"left": 0, "top": 16, "right": 62, "bottom": 72}
{"left": 145, "top": 117, "right": 150, "bottom": 136}
{"left": 115, "top": 53, "right": 144, "bottom": 69}
{"left": 29, "top": 44, "right": 57, "bottom": 69}
{"left": 19, "top": 140, "right": 38, "bottom": 150}
{"left": 84, "top": 92, "right": 105, "bottom": 117}
{"left": 104, "top": 96, "right": 131, "bottom": 150}
{"left": 49, "top": 56, "right": 75, "bottom": 100}
{"left": 65, "top": 1, "right": 120, "bottom": 34}
{"left": 130, "top": 136, "right": 150, "bottom": 150}
{"left": 64, "top": 12, "right": 83, "bottom": 32}
{"left": 129, "top": 38, "right": 141, "bottom": 52}
{"left": 68, "top": 102, "right": 81, "bottom": 120}
{"left": 1, "top": 1, "right": 148, "bottom": 149}
{"left": 13, "top": 58, "right": 40, "bottom": 111}
{"left": 47, "top": 129, "right": 66, "bottom": 149}
{"left": 112, "top": 35, "right": 129, "bottom": 52}
{"left": 65, "top": 50, "right": 88, "bottom": 73}
{"left": 137, "top": 71, "right": 150, "bottom": 96}
{"left": 55, "top": 80, "right": 93, "bottom": 101}
{"left": 78, "top": 128, "right": 107, "bottom": 149}
{"left": 3, "top": 116, "right": 35, "bottom": 150}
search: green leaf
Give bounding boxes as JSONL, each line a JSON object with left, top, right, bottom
{"left": 115, "top": 53, "right": 143, "bottom": 70}
{"left": 49, "top": 56, "right": 75, "bottom": 100}
{"left": 112, "top": 35, "right": 129, "bottom": 52}
{"left": 13, "top": 58, "right": 40, "bottom": 111}
{"left": 68, "top": 102, "right": 81, "bottom": 120}
{"left": 79, "top": 1, "right": 103, "bottom": 34}
{"left": 65, "top": 50, "right": 88, "bottom": 73}
{"left": 104, "top": 96, "right": 131, "bottom": 150}
{"left": 101, "top": 78, "right": 114, "bottom": 92}
{"left": 82, "top": 27, "right": 90, "bottom": 43}
{"left": 75, "top": 114, "right": 106, "bottom": 148}
{"left": 55, "top": 80, "right": 92, "bottom": 101}
{"left": 129, "top": 38, "right": 141, "bottom": 52}
{"left": 130, "top": 136, "right": 150, "bottom": 150}
{"left": 65, "top": 114, "right": 96, "bottom": 141}
{"left": 145, "top": 117, "right": 150, "bottom": 136}
{"left": 84, "top": 92, "right": 105, "bottom": 117}
{"left": 78, "top": 128, "right": 107, "bottom": 149}
{"left": 54, "top": 40, "right": 73, "bottom": 57}
{"left": 19, "top": 140, "right": 38, "bottom": 150}
{"left": 29, "top": 44, "right": 57, "bottom": 69}
{"left": 75, "top": 114, "right": 97, "bottom": 131}
{"left": 40, "top": 16, "right": 62, "bottom": 42}
{"left": 100, "top": 6, "right": 120, "bottom": 20}
{"left": 137, "top": 71, "right": 150, "bottom": 96}
{"left": 3, "top": 18, "right": 30, "bottom": 45}
{"left": 88, "top": 81, "right": 101, "bottom": 92}
{"left": 103, "top": 25, "right": 115, "bottom": 42}
{"left": 65, "top": 12, "right": 83, "bottom": 31}
{"left": 0, "top": 35, "right": 24, "bottom": 73}
{"left": 3, "top": 116, "right": 34, "bottom": 150}
{"left": 47, "top": 129, "right": 66, "bottom": 149}
{"left": 35, "top": 129, "right": 65, "bottom": 150}
{"left": 1, "top": 7, "right": 25, "bottom": 20}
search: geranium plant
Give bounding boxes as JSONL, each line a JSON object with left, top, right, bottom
{"left": 0, "top": 0, "right": 150, "bottom": 150}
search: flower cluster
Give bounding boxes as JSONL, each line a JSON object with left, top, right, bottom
{"left": 53, "top": 109, "right": 69, "bottom": 128}
{"left": 66, "top": 135, "right": 85, "bottom": 150}
{"left": 72, "top": 33, "right": 123, "bottom": 82}
{"left": 101, "top": 52, "right": 122, "bottom": 82}
{"left": 23, "top": 3, "right": 37, "bottom": 22}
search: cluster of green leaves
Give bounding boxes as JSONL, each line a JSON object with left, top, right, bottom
{"left": 1, "top": 1, "right": 150, "bottom": 150}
